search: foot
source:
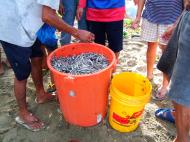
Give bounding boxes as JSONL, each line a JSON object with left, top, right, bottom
{"left": 35, "top": 92, "right": 55, "bottom": 104}
{"left": 0, "top": 63, "right": 4, "bottom": 75}
{"left": 17, "top": 111, "right": 45, "bottom": 131}
{"left": 153, "top": 87, "right": 168, "bottom": 101}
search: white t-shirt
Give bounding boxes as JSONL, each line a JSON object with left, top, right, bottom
{"left": 0, "top": 0, "right": 59, "bottom": 47}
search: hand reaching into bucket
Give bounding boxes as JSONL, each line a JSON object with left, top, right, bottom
{"left": 76, "top": 29, "right": 95, "bottom": 43}
{"left": 42, "top": 6, "right": 94, "bottom": 43}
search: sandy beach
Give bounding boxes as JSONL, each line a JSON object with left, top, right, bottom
{"left": 0, "top": 35, "right": 177, "bottom": 142}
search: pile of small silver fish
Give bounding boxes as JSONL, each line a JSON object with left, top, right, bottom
{"left": 51, "top": 53, "right": 109, "bottom": 75}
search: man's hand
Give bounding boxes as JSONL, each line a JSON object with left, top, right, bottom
{"left": 42, "top": 6, "right": 94, "bottom": 43}
{"left": 162, "top": 26, "right": 175, "bottom": 41}
{"left": 131, "top": 17, "right": 140, "bottom": 29}
{"left": 76, "top": 7, "right": 84, "bottom": 21}
{"left": 76, "top": 30, "right": 95, "bottom": 42}
{"left": 133, "top": 0, "right": 139, "bottom": 5}
{"left": 58, "top": 2, "right": 64, "bottom": 16}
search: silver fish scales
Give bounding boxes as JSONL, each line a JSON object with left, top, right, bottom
{"left": 51, "top": 53, "right": 109, "bottom": 75}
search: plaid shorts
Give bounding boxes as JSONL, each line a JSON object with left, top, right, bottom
{"left": 141, "top": 18, "right": 173, "bottom": 45}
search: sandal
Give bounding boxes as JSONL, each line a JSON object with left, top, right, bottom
{"left": 155, "top": 108, "right": 175, "bottom": 123}
{"left": 15, "top": 115, "right": 45, "bottom": 132}
{"left": 47, "top": 82, "right": 56, "bottom": 94}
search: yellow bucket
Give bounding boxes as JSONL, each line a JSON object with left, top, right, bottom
{"left": 109, "top": 72, "right": 152, "bottom": 132}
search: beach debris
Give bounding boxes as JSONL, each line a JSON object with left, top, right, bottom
{"left": 51, "top": 53, "right": 109, "bottom": 75}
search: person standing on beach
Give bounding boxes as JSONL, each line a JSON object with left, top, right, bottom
{"left": 60, "top": 0, "right": 87, "bottom": 45}
{"left": 0, "top": 0, "right": 94, "bottom": 131}
{"left": 132, "top": 0, "right": 183, "bottom": 100}
{"left": 157, "top": 2, "right": 190, "bottom": 141}
{"left": 77, "top": 0, "right": 125, "bottom": 61}
{"left": 154, "top": 1, "right": 190, "bottom": 141}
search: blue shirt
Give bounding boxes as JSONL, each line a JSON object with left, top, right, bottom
{"left": 142, "top": 0, "right": 183, "bottom": 24}
{"left": 0, "top": 0, "right": 59, "bottom": 47}
{"left": 87, "top": 0, "right": 125, "bottom": 9}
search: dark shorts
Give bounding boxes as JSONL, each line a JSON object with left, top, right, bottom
{"left": 87, "top": 20, "right": 123, "bottom": 53}
{"left": 0, "top": 39, "right": 43, "bottom": 81}
{"left": 45, "top": 44, "right": 57, "bottom": 52}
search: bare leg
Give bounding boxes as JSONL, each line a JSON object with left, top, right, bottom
{"left": 158, "top": 72, "right": 170, "bottom": 95}
{"left": 173, "top": 101, "right": 190, "bottom": 142}
{"left": 155, "top": 45, "right": 169, "bottom": 99}
{"left": 0, "top": 48, "right": 4, "bottom": 75}
{"left": 115, "top": 52, "right": 120, "bottom": 64}
{"left": 47, "top": 50, "right": 55, "bottom": 84}
{"left": 41, "top": 45, "right": 48, "bottom": 70}
{"left": 14, "top": 77, "right": 44, "bottom": 129}
{"left": 146, "top": 42, "right": 158, "bottom": 80}
{"left": 31, "top": 57, "right": 54, "bottom": 103}
{"left": 161, "top": 45, "right": 169, "bottom": 90}
{"left": 111, "top": 52, "right": 120, "bottom": 73}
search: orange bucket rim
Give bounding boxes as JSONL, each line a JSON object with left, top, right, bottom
{"left": 47, "top": 43, "right": 116, "bottom": 78}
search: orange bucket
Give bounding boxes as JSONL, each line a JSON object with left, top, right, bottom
{"left": 47, "top": 43, "right": 116, "bottom": 127}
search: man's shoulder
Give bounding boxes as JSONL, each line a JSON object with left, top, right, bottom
{"left": 36, "top": 0, "right": 60, "bottom": 10}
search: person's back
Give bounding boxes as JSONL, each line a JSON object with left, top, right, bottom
{"left": 142, "top": 0, "right": 183, "bottom": 24}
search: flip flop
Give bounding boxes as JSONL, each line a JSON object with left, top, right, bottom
{"left": 15, "top": 116, "right": 45, "bottom": 132}
{"left": 155, "top": 108, "right": 175, "bottom": 123}
{"left": 47, "top": 83, "right": 56, "bottom": 94}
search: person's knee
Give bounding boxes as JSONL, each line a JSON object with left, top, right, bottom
{"left": 14, "top": 61, "right": 31, "bottom": 81}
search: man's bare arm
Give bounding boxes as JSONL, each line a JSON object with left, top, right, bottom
{"left": 42, "top": 6, "right": 94, "bottom": 42}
